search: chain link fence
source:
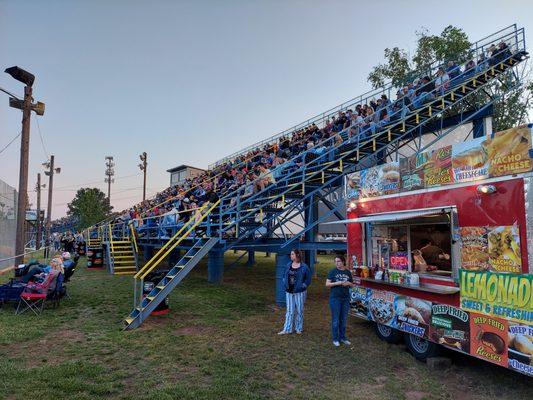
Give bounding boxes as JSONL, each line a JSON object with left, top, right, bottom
{"left": 0, "top": 179, "right": 17, "bottom": 270}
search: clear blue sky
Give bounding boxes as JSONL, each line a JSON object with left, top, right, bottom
{"left": 1, "top": 0, "right": 532, "bottom": 219}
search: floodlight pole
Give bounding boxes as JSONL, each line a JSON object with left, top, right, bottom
{"left": 14, "top": 85, "right": 32, "bottom": 265}
{"left": 44, "top": 155, "right": 56, "bottom": 257}
{"left": 139, "top": 152, "right": 147, "bottom": 201}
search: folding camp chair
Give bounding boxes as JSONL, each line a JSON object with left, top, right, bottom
{"left": 16, "top": 271, "right": 57, "bottom": 315}
{"left": 47, "top": 273, "right": 66, "bottom": 307}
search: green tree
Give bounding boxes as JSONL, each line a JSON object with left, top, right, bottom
{"left": 367, "top": 25, "right": 531, "bottom": 131}
{"left": 67, "top": 188, "right": 113, "bottom": 230}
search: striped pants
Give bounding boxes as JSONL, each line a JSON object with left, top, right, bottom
{"left": 282, "top": 291, "right": 307, "bottom": 333}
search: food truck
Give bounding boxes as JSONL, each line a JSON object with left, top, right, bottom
{"left": 341, "top": 124, "right": 533, "bottom": 376}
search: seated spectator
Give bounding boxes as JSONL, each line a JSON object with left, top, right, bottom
{"left": 446, "top": 61, "right": 461, "bottom": 80}
{"left": 412, "top": 76, "right": 435, "bottom": 108}
{"left": 435, "top": 67, "right": 450, "bottom": 95}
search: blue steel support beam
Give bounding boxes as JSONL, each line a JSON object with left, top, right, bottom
{"left": 275, "top": 250, "right": 290, "bottom": 306}
{"left": 208, "top": 247, "right": 225, "bottom": 283}
{"left": 303, "top": 194, "right": 317, "bottom": 275}
{"left": 473, "top": 117, "right": 485, "bottom": 139}
{"left": 247, "top": 250, "right": 255, "bottom": 266}
{"left": 143, "top": 245, "right": 153, "bottom": 262}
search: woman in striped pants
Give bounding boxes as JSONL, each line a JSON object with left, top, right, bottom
{"left": 278, "top": 249, "right": 312, "bottom": 335}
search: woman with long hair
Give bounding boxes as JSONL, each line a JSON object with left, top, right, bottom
{"left": 278, "top": 249, "right": 312, "bottom": 335}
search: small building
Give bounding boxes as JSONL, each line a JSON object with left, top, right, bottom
{"left": 166, "top": 165, "right": 205, "bottom": 187}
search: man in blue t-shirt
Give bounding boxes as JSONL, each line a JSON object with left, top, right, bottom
{"left": 326, "top": 255, "right": 354, "bottom": 347}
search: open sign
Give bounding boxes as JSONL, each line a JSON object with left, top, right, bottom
{"left": 390, "top": 252, "right": 409, "bottom": 269}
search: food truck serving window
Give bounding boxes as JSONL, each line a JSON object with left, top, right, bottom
{"left": 362, "top": 208, "right": 458, "bottom": 282}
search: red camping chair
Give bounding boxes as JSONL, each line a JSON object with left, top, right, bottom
{"left": 16, "top": 271, "right": 58, "bottom": 316}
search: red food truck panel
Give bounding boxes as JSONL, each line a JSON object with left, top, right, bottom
{"left": 347, "top": 178, "right": 528, "bottom": 274}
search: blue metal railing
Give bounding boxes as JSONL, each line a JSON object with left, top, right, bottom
{"left": 208, "top": 24, "right": 524, "bottom": 169}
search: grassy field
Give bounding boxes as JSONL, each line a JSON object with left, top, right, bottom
{"left": 0, "top": 252, "right": 531, "bottom": 400}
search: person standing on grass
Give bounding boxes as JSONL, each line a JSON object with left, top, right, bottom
{"left": 278, "top": 249, "right": 312, "bottom": 335}
{"left": 326, "top": 255, "right": 354, "bottom": 347}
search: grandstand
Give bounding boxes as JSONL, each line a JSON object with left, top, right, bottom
{"left": 83, "top": 25, "right": 528, "bottom": 330}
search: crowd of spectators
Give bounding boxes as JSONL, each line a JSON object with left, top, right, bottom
{"left": 83, "top": 41, "right": 516, "bottom": 236}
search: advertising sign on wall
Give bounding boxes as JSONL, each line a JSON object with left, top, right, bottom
{"left": 486, "top": 125, "right": 532, "bottom": 177}
{"left": 349, "top": 286, "right": 372, "bottom": 320}
{"left": 424, "top": 145, "right": 454, "bottom": 187}
{"left": 459, "top": 270, "right": 533, "bottom": 325}
{"left": 368, "top": 290, "right": 397, "bottom": 327}
{"left": 469, "top": 313, "right": 508, "bottom": 367}
{"left": 452, "top": 137, "right": 489, "bottom": 183}
{"left": 429, "top": 304, "right": 471, "bottom": 354}
{"left": 395, "top": 296, "right": 432, "bottom": 338}
{"left": 345, "top": 125, "right": 533, "bottom": 201}
{"left": 460, "top": 226, "right": 522, "bottom": 274}
{"left": 508, "top": 323, "right": 533, "bottom": 376}
{"left": 400, "top": 153, "right": 427, "bottom": 192}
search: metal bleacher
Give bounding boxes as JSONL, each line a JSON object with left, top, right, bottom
{"left": 96, "top": 25, "right": 529, "bottom": 329}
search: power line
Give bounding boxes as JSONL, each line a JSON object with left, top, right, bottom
{"left": 34, "top": 114, "right": 49, "bottom": 159}
{"left": 53, "top": 173, "right": 142, "bottom": 190}
{"left": 0, "top": 131, "right": 22, "bottom": 155}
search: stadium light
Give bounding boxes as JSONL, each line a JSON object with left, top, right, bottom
{"left": 4, "top": 66, "right": 35, "bottom": 87}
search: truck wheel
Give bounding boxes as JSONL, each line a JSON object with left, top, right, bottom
{"left": 404, "top": 333, "right": 440, "bottom": 361}
{"left": 374, "top": 323, "right": 402, "bottom": 343}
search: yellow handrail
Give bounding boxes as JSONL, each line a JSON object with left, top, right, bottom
{"left": 133, "top": 216, "right": 199, "bottom": 279}
{"left": 134, "top": 200, "right": 219, "bottom": 280}
{"left": 108, "top": 223, "right": 113, "bottom": 250}
{"left": 137, "top": 200, "right": 220, "bottom": 280}
{"left": 129, "top": 223, "right": 138, "bottom": 255}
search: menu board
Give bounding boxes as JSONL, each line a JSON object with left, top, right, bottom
{"left": 424, "top": 145, "right": 454, "bottom": 187}
{"left": 346, "top": 125, "right": 533, "bottom": 200}
{"left": 460, "top": 225, "right": 521, "bottom": 273}
{"left": 470, "top": 313, "right": 508, "bottom": 367}
{"left": 452, "top": 137, "right": 489, "bottom": 183}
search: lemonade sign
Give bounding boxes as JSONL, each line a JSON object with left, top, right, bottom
{"left": 459, "top": 270, "right": 533, "bottom": 324}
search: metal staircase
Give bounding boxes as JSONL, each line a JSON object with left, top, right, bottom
{"left": 103, "top": 221, "right": 139, "bottom": 275}
{"left": 108, "top": 240, "right": 137, "bottom": 275}
{"left": 124, "top": 237, "right": 218, "bottom": 330}
{"left": 123, "top": 201, "right": 220, "bottom": 329}
{"left": 121, "top": 25, "right": 528, "bottom": 329}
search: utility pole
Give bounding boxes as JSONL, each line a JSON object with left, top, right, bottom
{"left": 35, "top": 173, "right": 46, "bottom": 249}
{"left": 139, "top": 152, "right": 147, "bottom": 201}
{"left": 14, "top": 85, "right": 31, "bottom": 264}
{"left": 4, "top": 66, "right": 45, "bottom": 264}
{"left": 43, "top": 155, "right": 60, "bottom": 257}
{"left": 105, "top": 156, "right": 115, "bottom": 206}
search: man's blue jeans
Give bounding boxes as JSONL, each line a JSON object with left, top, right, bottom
{"left": 329, "top": 296, "right": 350, "bottom": 342}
